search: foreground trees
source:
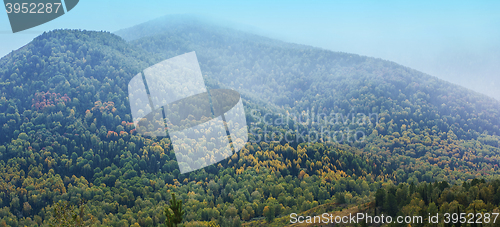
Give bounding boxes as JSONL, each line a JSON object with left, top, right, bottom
{"left": 165, "top": 193, "right": 184, "bottom": 227}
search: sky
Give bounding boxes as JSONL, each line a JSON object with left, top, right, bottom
{"left": 1, "top": 0, "right": 499, "bottom": 99}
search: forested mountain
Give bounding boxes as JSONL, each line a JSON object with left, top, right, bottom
{"left": 0, "top": 16, "right": 499, "bottom": 226}
{"left": 117, "top": 17, "right": 500, "bottom": 182}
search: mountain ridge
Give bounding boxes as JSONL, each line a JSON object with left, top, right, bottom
{"left": 115, "top": 16, "right": 500, "bottom": 105}
{"left": 114, "top": 18, "right": 500, "bottom": 140}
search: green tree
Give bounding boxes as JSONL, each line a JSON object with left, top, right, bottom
{"left": 383, "top": 190, "right": 397, "bottom": 216}
{"left": 263, "top": 205, "right": 274, "bottom": 223}
{"left": 165, "top": 193, "right": 184, "bottom": 227}
{"left": 375, "top": 188, "right": 385, "bottom": 207}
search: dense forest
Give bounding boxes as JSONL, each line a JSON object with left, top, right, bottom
{"left": 0, "top": 17, "right": 500, "bottom": 226}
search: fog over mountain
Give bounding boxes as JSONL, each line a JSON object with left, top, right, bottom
{"left": 2, "top": 3, "right": 498, "bottom": 99}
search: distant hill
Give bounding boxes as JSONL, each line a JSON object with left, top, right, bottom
{"left": 116, "top": 16, "right": 500, "bottom": 139}
{"left": 116, "top": 16, "right": 500, "bottom": 170}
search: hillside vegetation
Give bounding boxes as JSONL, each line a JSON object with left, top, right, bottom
{"left": 0, "top": 19, "right": 498, "bottom": 226}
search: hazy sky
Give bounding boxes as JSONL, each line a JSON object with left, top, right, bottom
{"left": 1, "top": 0, "right": 499, "bottom": 99}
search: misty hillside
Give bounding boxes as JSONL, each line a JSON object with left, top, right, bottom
{"left": 116, "top": 16, "right": 500, "bottom": 168}
{"left": 0, "top": 18, "right": 499, "bottom": 226}
{"left": 116, "top": 16, "right": 500, "bottom": 137}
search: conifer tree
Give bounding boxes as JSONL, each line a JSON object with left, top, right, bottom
{"left": 165, "top": 193, "right": 184, "bottom": 227}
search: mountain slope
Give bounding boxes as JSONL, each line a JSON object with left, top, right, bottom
{"left": 116, "top": 16, "right": 500, "bottom": 140}
{"left": 116, "top": 17, "right": 500, "bottom": 180}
